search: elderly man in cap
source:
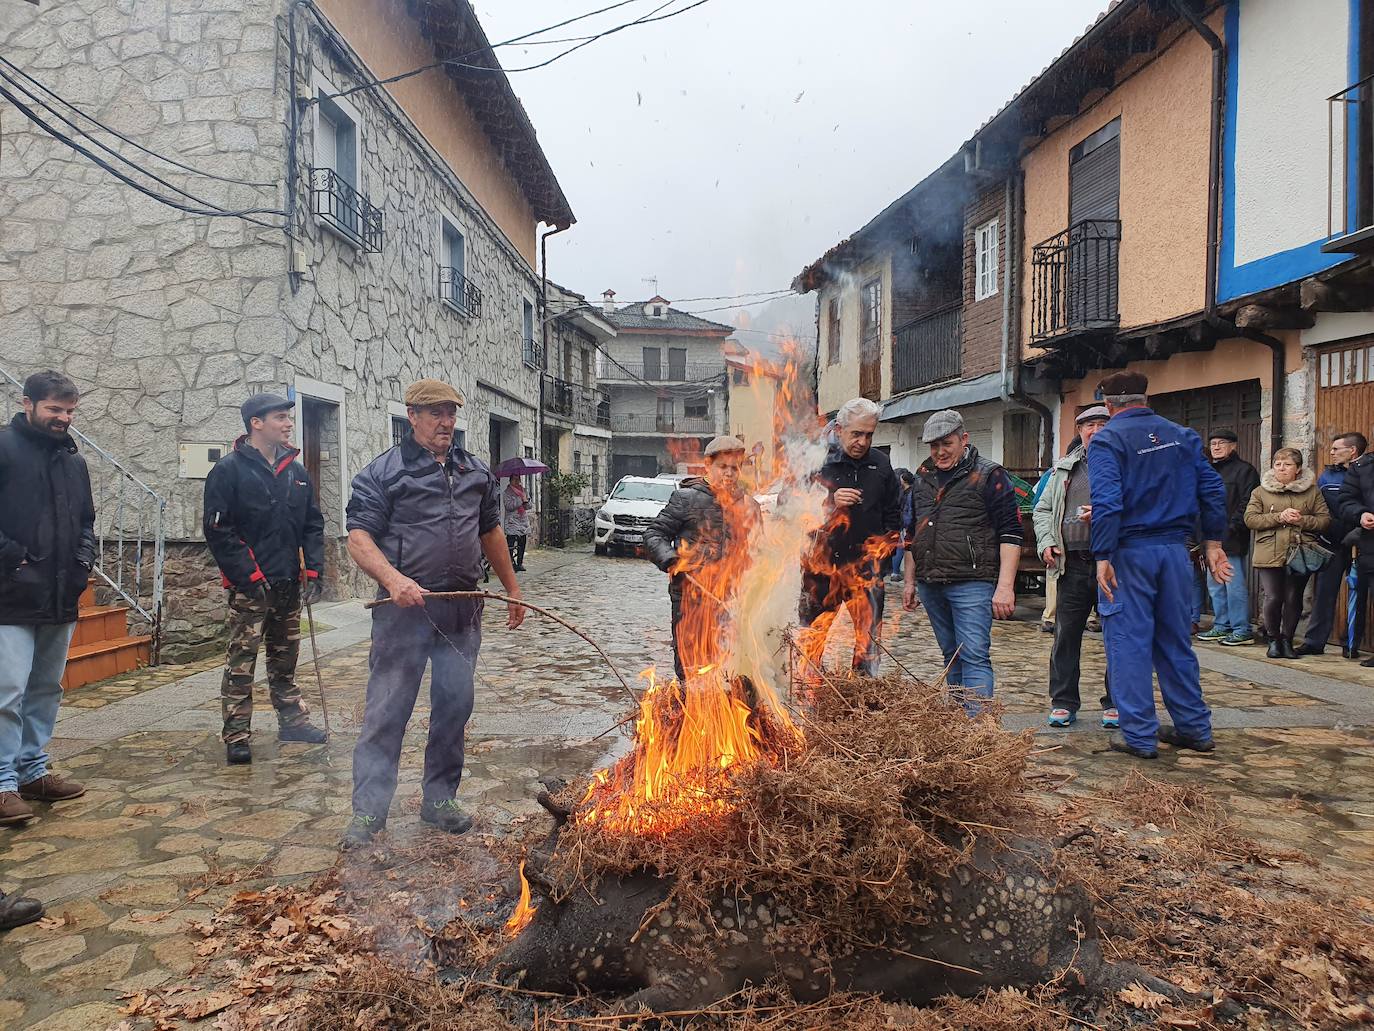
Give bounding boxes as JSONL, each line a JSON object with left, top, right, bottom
{"left": 1032, "top": 405, "right": 1116, "bottom": 728}
{"left": 203, "top": 391, "right": 328, "bottom": 765}
{"left": 902, "top": 408, "right": 1021, "bottom": 709}
{"left": 1088, "top": 371, "right": 1230, "bottom": 758}
{"left": 800, "top": 398, "right": 902, "bottom": 675}
{"left": 645, "top": 436, "right": 760, "bottom": 681}
{"left": 341, "top": 379, "right": 524, "bottom": 848}
{"left": 1197, "top": 428, "right": 1260, "bottom": 646}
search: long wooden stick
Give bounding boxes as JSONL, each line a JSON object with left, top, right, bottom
{"left": 302, "top": 595, "right": 332, "bottom": 735}
{"left": 363, "top": 590, "right": 638, "bottom": 705}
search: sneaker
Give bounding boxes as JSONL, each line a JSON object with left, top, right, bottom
{"left": 1196, "top": 627, "right": 1229, "bottom": 641}
{"left": 226, "top": 741, "right": 252, "bottom": 765}
{"left": 17, "top": 773, "right": 85, "bottom": 802}
{"left": 340, "top": 813, "right": 385, "bottom": 850}
{"left": 1107, "top": 731, "right": 1157, "bottom": 759}
{"left": 420, "top": 798, "right": 473, "bottom": 835}
{"left": 1040, "top": 621, "right": 1055, "bottom": 634}
{"left": 278, "top": 722, "right": 328, "bottom": 744}
{"left": 1047, "top": 708, "right": 1076, "bottom": 727}
{"left": 0, "top": 791, "right": 34, "bottom": 825}
{"left": 1219, "top": 630, "right": 1255, "bottom": 647}
{"left": 1101, "top": 707, "right": 1120, "bottom": 729}
{"left": 0, "top": 889, "right": 43, "bottom": 930}
{"left": 1157, "top": 724, "right": 1215, "bottom": 752}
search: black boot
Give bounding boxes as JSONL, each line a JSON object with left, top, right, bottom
{"left": 0, "top": 889, "right": 43, "bottom": 931}
{"left": 420, "top": 798, "right": 474, "bottom": 834}
{"left": 1107, "top": 731, "right": 1157, "bottom": 759}
{"left": 226, "top": 741, "right": 251, "bottom": 765}
{"left": 1266, "top": 639, "right": 1283, "bottom": 658}
{"left": 278, "top": 722, "right": 328, "bottom": 744}
{"left": 1280, "top": 638, "right": 1300, "bottom": 659}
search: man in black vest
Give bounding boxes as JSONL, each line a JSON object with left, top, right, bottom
{"left": 902, "top": 409, "right": 1022, "bottom": 710}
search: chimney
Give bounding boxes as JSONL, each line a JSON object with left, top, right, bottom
{"left": 601, "top": 288, "right": 616, "bottom": 314}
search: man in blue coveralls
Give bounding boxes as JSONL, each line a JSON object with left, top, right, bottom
{"left": 1087, "top": 371, "right": 1231, "bottom": 759}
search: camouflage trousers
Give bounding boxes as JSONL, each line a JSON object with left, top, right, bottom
{"left": 220, "top": 581, "right": 310, "bottom": 743}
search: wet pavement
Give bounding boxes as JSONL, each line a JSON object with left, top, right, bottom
{"left": 2, "top": 549, "right": 1372, "bottom": 1028}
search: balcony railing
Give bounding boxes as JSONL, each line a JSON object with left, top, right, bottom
{"left": 310, "top": 167, "right": 383, "bottom": 253}
{"left": 892, "top": 303, "right": 961, "bottom": 394}
{"left": 439, "top": 266, "right": 482, "bottom": 318}
{"left": 1325, "top": 75, "right": 1374, "bottom": 252}
{"left": 544, "top": 375, "right": 611, "bottom": 428}
{"left": 1031, "top": 219, "right": 1121, "bottom": 342}
{"left": 599, "top": 360, "right": 723, "bottom": 383}
{"left": 522, "top": 336, "right": 544, "bottom": 369}
{"left": 616, "top": 415, "right": 715, "bottom": 435}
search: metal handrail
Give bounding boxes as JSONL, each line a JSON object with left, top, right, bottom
{"left": 1030, "top": 218, "right": 1122, "bottom": 342}
{"left": 598, "top": 360, "right": 723, "bottom": 382}
{"left": 543, "top": 374, "right": 610, "bottom": 427}
{"left": 439, "top": 265, "right": 482, "bottom": 318}
{"left": 310, "top": 167, "right": 384, "bottom": 253}
{"left": 0, "top": 365, "right": 167, "bottom": 660}
{"left": 892, "top": 303, "right": 962, "bottom": 393}
{"left": 1327, "top": 76, "right": 1374, "bottom": 240}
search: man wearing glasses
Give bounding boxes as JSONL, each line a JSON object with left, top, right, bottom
{"left": 1298, "top": 433, "right": 1366, "bottom": 657}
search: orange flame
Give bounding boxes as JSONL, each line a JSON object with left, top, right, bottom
{"left": 505, "top": 860, "right": 536, "bottom": 935}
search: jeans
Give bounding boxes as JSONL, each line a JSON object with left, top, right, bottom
{"left": 916, "top": 580, "right": 995, "bottom": 708}
{"left": 799, "top": 571, "right": 886, "bottom": 675}
{"left": 351, "top": 598, "right": 481, "bottom": 819}
{"left": 891, "top": 548, "right": 905, "bottom": 579}
{"left": 1303, "top": 548, "right": 1353, "bottom": 651}
{"left": 1206, "top": 552, "right": 1250, "bottom": 633}
{"left": 1048, "top": 555, "right": 1113, "bottom": 713}
{"left": 0, "top": 623, "right": 76, "bottom": 792}
{"left": 1258, "top": 567, "right": 1309, "bottom": 641}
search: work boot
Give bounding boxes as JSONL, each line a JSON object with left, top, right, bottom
{"left": 278, "top": 722, "right": 328, "bottom": 744}
{"left": 1107, "top": 731, "right": 1157, "bottom": 759}
{"left": 1345, "top": 646, "right": 1361, "bottom": 660}
{"left": 340, "top": 813, "right": 384, "bottom": 850}
{"left": 420, "top": 798, "right": 473, "bottom": 834}
{"left": 17, "top": 773, "right": 85, "bottom": 803}
{"left": 1157, "top": 724, "right": 1215, "bottom": 752}
{"left": 1361, "top": 655, "right": 1374, "bottom": 668}
{"left": 226, "top": 741, "right": 252, "bottom": 765}
{"left": 1294, "top": 642, "right": 1324, "bottom": 656}
{"left": 1280, "top": 638, "right": 1300, "bottom": 660}
{"left": 0, "top": 889, "right": 43, "bottom": 930}
{"left": 0, "top": 792, "right": 34, "bottom": 825}
{"left": 1266, "top": 639, "right": 1284, "bottom": 659}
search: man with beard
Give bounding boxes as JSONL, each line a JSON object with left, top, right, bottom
{"left": 644, "top": 436, "right": 760, "bottom": 681}
{"left": 0, "top": 371, "right": 94, "bottom": 928}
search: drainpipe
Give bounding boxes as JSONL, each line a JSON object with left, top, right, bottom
{"left": 538, "top": 223, "right": 570, "bottom": 540}
{"left": 1001, "top": 170, "right": 1054, "bottom": 468}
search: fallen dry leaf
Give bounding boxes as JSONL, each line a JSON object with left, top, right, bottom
{"left": 1281, "top": 951, "right": 1349, "bottom": 990}
{"left": 179, "top": 991, "right": 235, "bottom": 1020}
{"left": 1119, "top": 982, "right": 1168, "bottom": 1010}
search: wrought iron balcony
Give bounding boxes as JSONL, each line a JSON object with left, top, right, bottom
{"left": 1325, "top": 75, "right": 1374, "bottom": 253}
{"left": 439, "top": 266, "right": 482, "bottom": 318}
{"left": 1031, "top": 219, "right": 1121, "bottom": 342}
{"left": 598, "top": 360, "right": 723, "bottom": 383}
{"left": 522, "top": 336, "right": 544, "bottom": 369}
{"left": 615, "top": 414, "right": 715, "bottom": 435}
{"left": 544, "top": 375, "right": 611, "bottom": 428}
{"left": 892, "top": 303, "right": 961, "bottom": 394}
{"left": 310, "top": 167, "right": 383, "bottom": 253}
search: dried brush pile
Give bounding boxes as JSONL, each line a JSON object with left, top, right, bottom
{"left": 547, "top": 672, "right": 1037, "bottom": 935}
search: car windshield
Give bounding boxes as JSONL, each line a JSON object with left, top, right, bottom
{"left": 610, "top": 480, "right": 677, "bottom": 503}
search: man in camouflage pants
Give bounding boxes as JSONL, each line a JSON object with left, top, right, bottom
{"left": 203, "top": 393, "right": 328, "bottom": 764}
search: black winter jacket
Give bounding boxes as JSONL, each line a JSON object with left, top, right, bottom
{"left": 0, "top": 413, "right": 96, "bottom": 625}
{"left": 908, "top": 445, "right": 1021, "bottom": 583}
{"left": 812, "top": 444, "right": 902, "bottom": 569}
{"left": 643, "top": 478, "right": 759, "bottom": 598}
{"left": 346, "top": 433, "right": 501, "bottom": 594}
{"left": 203, "top": 436, "right": 325, "bottom": 589}
{"left": 1337, "top": 452, "right": 1374, "bottom": 572}
{"left": 1210, "top": 452, "right": 1260, "bottom": 556}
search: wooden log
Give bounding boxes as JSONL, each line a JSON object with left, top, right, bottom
{"left": 1233, "top": 304, "right": 1315, "bottom": 331}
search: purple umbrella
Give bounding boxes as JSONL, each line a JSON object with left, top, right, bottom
{"left": 494, "top": 456, "right": 550, "bottom": 478}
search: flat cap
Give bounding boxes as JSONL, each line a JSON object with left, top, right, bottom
{"left": 404, "top": 378, "right": 463, "bottom": 407}
{"left": 1075, "top": 404, "right": 1111, "bottom": 424}
{"left": 1208, "top": 427, "right": 1238, "bottom": 442}
{"left": 921, "top": 409, "right": 964, "bottom": 443}
{"left": 704, "top": 435, "right": 746, "bottom": 457}
{"left": 1097, "top": 370, "right": 1149, "bottom": 397}
{"left": 241, "top": 392, "right": 293, "bottom": 424}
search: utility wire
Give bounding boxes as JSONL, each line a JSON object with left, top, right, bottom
{"left": 0, "top": 54, "right": 277, "bottom": 189}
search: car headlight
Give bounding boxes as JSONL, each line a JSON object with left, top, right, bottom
{"left": 595, "top": 508, "right": 611, "bottom": 525}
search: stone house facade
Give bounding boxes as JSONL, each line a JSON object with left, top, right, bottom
{"left": 0, "top": 0, "right": 573, "bottom": 656}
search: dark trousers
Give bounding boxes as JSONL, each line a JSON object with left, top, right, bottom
{"left": 506, "top": 533, "right": 527, "bottom": 569}
{"left": 799, "top": 571, "right": 886, "bottom": 675}
{"left": 1048, "top": 554, "right": 1113, "bottom": 713}
{"left": 1258, "top": 566, "right": 1309, "bottom": 641}
{"left": 351, "top": 598, "right": 481, "bottom": 820}
{"left": 1303, "top": 549, "right": 1353, "bottom": 650}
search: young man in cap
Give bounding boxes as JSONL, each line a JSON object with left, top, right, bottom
{"left": 342, "top": 379, "right": 525, "bottom": 848}
{"left": 902, "top": 408, "right": 1021, "bottom": 710}
{"left": 800, "top": 398, "right": 902, "bottom": 675}
{"left": 644, "top": 436, "right": 760, "bottom": 681}
{"left": 1088, "top": 371, "right": 1229, "bottom": 759}
{"left": 1197, "top": 429, "right": 1259, "bottom": 646}
{"left": 1032, "top": 406, "right": 1116, "bottom": 728}
{"left": 203, "top": 392, "right": 329, "bottom": 765}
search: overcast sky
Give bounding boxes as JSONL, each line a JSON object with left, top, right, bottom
{"left": 474, "top": 0, "right": 1109, "bottom": 347}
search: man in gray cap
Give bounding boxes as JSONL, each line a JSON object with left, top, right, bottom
{"left": 644, "top": 436, "right": 760, "bottom": 681}
{"left": 902, "top": 408, "right": 1022, "bottom": 711}
{"left": 1032, "top": 405, "right": 1115, "bottom": 729}
{"left": 203, "top": 392, "right": 328, "bottom": 765}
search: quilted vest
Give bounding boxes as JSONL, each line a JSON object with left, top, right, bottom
{"left": 910, "top": 450, "right": 1002, "bottom": 583}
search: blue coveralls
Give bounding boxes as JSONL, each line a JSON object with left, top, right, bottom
{"left": 1087, "top": 407, "right": 1228, "bottom": 753}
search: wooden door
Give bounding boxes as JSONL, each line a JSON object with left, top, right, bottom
{"left": 1150, "top": 379, "right": 1262, "bottom": 469}
{"left": 301, "top": 398, "right": 323, "bottom": 504}
{"left": 859, "top": 278, "right": 882, "bottom": 400}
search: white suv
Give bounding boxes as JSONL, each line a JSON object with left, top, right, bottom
{"left": 593, "top": 476, "right": 681, "bottom": 555}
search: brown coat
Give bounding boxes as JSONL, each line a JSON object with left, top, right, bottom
{"left": 1243, "top": 467, "right": 1331, "bottom": 568}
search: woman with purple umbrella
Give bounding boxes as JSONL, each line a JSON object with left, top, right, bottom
{"left": 492, "top": 456, "right": 549, "bottom": 573}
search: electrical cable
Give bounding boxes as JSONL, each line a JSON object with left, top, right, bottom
{"left": 0, "top": 54, "right": 277, "bottom": 189}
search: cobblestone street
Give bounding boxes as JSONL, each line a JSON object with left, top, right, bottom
{"left": 2, "top": 548, "right": 1373, "bottom": 1028}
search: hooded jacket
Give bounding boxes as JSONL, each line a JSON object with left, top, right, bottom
{"left": 1211, "top": 451, "right": 1261, "bottom": 555}
{"left": 0, "top": 413, "right": 96, "bottom": 625}
{"left": 203, "top": 435, "right": 326, "bottom": 590}
{"left": 643, "top": 477, "right": 759, "bottom": 599}
{"left": 1242, "top": 466, "right": 1330, "bottom": 569}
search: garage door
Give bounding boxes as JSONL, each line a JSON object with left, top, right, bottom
{"left": 1150, "top": 379, "right": 1263, "bottom": 468}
